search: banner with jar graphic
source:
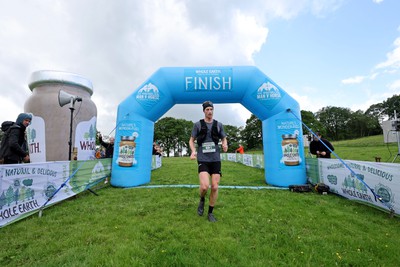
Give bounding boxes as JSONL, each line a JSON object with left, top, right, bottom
{"left": 275, "top": 119, "right": 303, "bottom": 167}
{"left": 111, "top": 114, "right": 154, "bottom": 187}
{"left": 305, "top": 158, "right": 400, "bottom": 216}
{"left": 261, "top": 113, "right": 306, "bottom": 186}
{"left": 221, "top": 155, "right": 399, "bottom": 216}
{"left": 114, "top": 121, "right": 140, "bottom": 168}
{"left": 0, "top": 158, "right": 111, "bottom": 228}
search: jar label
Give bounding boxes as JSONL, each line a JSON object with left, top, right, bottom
{"left": 118, "top": 145, "right": 135, "bottom": 167}
{"left": 282, "top": 143, "right": 299, "bottom": 166}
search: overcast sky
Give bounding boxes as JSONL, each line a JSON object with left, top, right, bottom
{"left": 1, "top": 0, "right": 399, "bottom": 136}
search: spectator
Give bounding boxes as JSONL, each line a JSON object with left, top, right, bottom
{"left": 1, "top": 113, "right": 32, "bottom": 164}
{"left": 309, "top": 132, "right": 334, "bottom": 158}
{"left": 152, "top": 142, "right": 162, "bottom": 156}
{"left": 235, "top": 144, "right": 244, "bottom": 154}
{"left": 98, "top": 134, "right": 114, "bottom": 158}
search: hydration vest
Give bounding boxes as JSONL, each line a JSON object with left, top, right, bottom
{"left": 196, "top": 119, "right": 220, "bottom": 146}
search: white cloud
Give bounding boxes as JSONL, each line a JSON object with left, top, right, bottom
{"left": 375, "top": 37, "right": 400, "bottom": 70}
{"left": 310, "top": 0, "right": 344, "bottom": 17}
{"left": 388, "top": 80, "right": 400, "bottom": 92}
{"left": 373, "top": 0, "right": 384, "bottom": 4}
{"left": 341, "top": 76, "right": 366, "bottom": 84}
{"left": 289, "top": 93, "right": 314, "bottom": 112}
{"left": 0, "top": 0, "right": 349, "bottom": 133}
{"left": 284, "top": 86, "right": 328, "bottom": 113}
{"left": 370, "top": 72, "right": 379, "bottom": 80}
{"left": 350, "top": 82, "right": 400, "bottom": 112}
{"left": 232, "top": 10, "right": 269, "bottom": 62}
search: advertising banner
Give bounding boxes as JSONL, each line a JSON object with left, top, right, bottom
{"left": 316, "top": 159, "right": 400, "bottom": 215}
{"left": 223, "top": 155, "right": 400, "bottom": 215}
{"left": 113, "top": 66, "right": 305, "bottom": 187}
{"left": 74, "top": 116, "right": 97, "bottom": 160}
{"left": 27, "top": 115, "right": 46, "bottom": 162}
{"left": 152, "top": 155, "right": 162, "bottom": 170}
{"left": 0, "top": 158, "right": 111, "bottom": 228}
{"left": 222, "top": 153, "right": 264, "bottom": 169}
{"left": 304, "top": 158, "right": 400, "bottom": 216}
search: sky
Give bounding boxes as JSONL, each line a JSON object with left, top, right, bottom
{"left": 1, "top": 0, "right": 399, "bottom": 136}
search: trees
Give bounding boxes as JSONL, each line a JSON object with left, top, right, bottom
{"left": 154, "top": 117, "right": 193, "bottom": 157}
{"left": 154, "top": 117, "right": 244, "bottom": 156}
{"left": 241, "top": 114, "right": 262, "bottom": 150}
{"left": 152, "top": 94, "right": 398, "bottom": 153}
{"left": 346, "top": 110, "right": 381, "bottom": 138}
{"left": 300, "top": 110, "right": 323, "bottom": 134}
{"left": 175, "top": 119, "right": 193, "bottom": 156}
{"left": 365, "top": 95, "right": 400, "bottom": 120}
{"left": 312, "top": 95, "right": 399, "bottom": 140}
{"left": 314, "top": 106, "right": 382, "bottom": 141}
{"left": 223, "top": 125, "right": 243, "bottom": 153}
{"left": 365, "top": 103, "right": 385, "bottom": 122}
{"left": 316, "top": 106, "right": 352, "bottom": 140}
{"left": 383, "top": 95, "right": 400, "bottom": 119}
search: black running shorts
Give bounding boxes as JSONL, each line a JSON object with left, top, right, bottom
{"left": 198, "top": 161, "right": 222, "bottom": 176}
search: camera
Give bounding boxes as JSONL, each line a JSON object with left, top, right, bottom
{"left": 392, "top": 120, "right": 400, "bottom": 131}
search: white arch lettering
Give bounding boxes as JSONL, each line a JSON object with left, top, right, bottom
{"left": 185, "top": 68, "right": 232, "bottom": 91}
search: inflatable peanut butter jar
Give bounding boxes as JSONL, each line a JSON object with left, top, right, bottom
{"left": 25, "top": 70, "right": 97, "bottom": 162}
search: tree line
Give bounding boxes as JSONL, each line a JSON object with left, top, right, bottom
{"left": 153, "top": 95, "right": 399, "bottom": 156}
{"left": 1, "top": 95, "right": 397, "bottom": 156}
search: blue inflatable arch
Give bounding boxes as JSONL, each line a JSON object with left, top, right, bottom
{"left": 111, "top": 66, "right": 306, "bottom": 187}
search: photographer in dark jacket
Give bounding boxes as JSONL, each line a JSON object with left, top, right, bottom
{"left": 309, "top": 131, "right": 334, "bottom": 158}
{"left": 4, "top": 113, "right": 32, "bottom": 164}
{"left": 98, "top": 134, "right": 114, "bottom": 158}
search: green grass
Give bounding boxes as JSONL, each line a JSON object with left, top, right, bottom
{"left": 248, "top": 135, "right": 400, "bottom": 162}
{"left": 330, "top": 135, "right": 399, "bottom": 162}
{"left": 249, "top": 134, "right": 400, "bottom": 162}
{"left": 152, "top": 157, "right": 265, "bottom": 186}
{"left": 1, "top": 154, "right": 400, "bottom": 266}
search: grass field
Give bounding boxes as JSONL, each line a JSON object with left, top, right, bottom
{"left": 246, "top": 134, "right": 400, "bottom": 162}
{"left": 1, "top": 135, "right": 400, "bottom": 266}
{"left": 330, "top": 135, "right": 400, "bottom": 163}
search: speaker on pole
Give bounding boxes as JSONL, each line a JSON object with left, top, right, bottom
{"left": 58, "top": 90, "right": 83, "bottom": 161}
{"left": 58, "top": 90, "right": 82, "bottom": 108}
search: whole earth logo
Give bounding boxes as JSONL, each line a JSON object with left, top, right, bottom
{"left": 375, "top": 183, "right": 393, "bottom": 204}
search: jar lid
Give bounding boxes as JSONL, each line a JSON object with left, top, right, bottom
{"left": 28, "top": 70, "right": 93, "bottom": 95}
{"left": 121, "top": 136, "right": 135, "bottom": 141}
{"left": 282, "top": 134, "right": 298, "bottom": 139}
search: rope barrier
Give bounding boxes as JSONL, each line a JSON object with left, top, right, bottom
{"left": 38, "top": 160, "right": 87, "bottom": 217}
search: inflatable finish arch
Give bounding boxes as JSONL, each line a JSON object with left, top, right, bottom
{"left": 111, "top": 66, "right": 306, "bottom": 187}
